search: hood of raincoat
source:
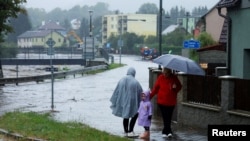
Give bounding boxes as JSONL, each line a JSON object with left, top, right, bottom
{"left": 142, "top": 89, "right": 151, "bottom": 102}
{"left": 127, "top": 67, "right": 136, "bottom": 77}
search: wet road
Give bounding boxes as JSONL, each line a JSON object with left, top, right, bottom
{"left": 0, "top": 55, "right": 207, "bottom": 141}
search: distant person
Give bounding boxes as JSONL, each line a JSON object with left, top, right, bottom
{"left": 137, "top": 89, "right": 153, "bottom": 139}
{"left": 110, "top": 67, "right": 143, "bottom": 137}
{"left": 150, "top": 67, "right": 182, "bottom": 138}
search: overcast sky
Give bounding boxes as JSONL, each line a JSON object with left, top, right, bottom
{"left": 24, "top": 0, "right": 220, "bottom": 13}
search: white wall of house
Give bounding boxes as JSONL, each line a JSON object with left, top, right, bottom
{"left": 18, "top": 38, "right": 32, "bottom": 48}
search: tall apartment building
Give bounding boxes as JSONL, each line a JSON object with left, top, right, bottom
{"left": 102, "top": 14, "right": 157, "bottom": 46}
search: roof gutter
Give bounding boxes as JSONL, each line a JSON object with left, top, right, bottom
{"left": 217, "top": 7, "right": 231, "bottom": 75}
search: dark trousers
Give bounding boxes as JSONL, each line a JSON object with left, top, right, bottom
{"left": 158, "top": 104, "right": 175, "bottom": 134}
{"left": 123, "top": 113, "right": 138, "bottom": 133}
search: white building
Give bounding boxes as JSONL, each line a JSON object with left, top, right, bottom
{"left": 102, "top": 14, "right": 157, "bottom": 45}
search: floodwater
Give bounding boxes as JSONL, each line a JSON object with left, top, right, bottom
{"left": 0, "top": 55, "right": 207, "bottom": 141}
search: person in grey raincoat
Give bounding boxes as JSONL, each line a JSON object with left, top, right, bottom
{"left": 110, "top": 67, "right": 143, "bottom": 137}
{"left": 137, "top": 89, "right": 152, "bottom": 139}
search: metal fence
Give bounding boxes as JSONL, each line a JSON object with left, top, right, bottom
{"left": 187, "top": 75, "right": 221, "bottom": 106}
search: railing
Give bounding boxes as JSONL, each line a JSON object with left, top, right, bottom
{"left": 0, "top": 65, "right": 107, "bottom": 85}
{"left": 0, "top": 47, "right": 108, "bottom": 60}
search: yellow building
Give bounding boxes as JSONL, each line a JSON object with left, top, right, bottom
{"left": 102, "top": 14, "right": 157, "bottom": 45}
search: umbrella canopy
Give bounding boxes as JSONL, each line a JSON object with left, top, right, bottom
{"left": 153, "top": 54, "right": 205, "bottom": 76}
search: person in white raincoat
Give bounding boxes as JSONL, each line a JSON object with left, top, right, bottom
{"left": 110, "top": 67, "right": 143, "bottom": 137}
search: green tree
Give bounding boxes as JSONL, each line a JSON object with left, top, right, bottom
{"left": 137, "top": 3, "right": 158, "bottom": 14}
{"left": 61, "top": 18, "right": 71, "bottom": 32}
{"left": 107, "top": 33, "right": 119, "bottom": 51}
{"left": 47, "top": 8, "right": 65, "bottom": 23}
{"left": 163, "top": 27, "right": 187, "bottom": 46}
{"left": 0, "top": 42, "right": 18, "bottom": 58}
{"left": 189, "top": 32, "right": 216, "bottom": 61}
{"left": 197, "top": 32, "right": 216, "bottom": 47}
{"left": 145, "top": 35, "right": 158, "bottom": 45}
{"left": 123, "top": 32, "right": 144, "bottom": 53}
{"left": 26, "top": 8, "right": 47, "bottom": 29}
{"left": 6, "top": 13, "right": 32, "bottom": 43}
{"left": 0, "top": 0, "right": 27, "bottom": 43}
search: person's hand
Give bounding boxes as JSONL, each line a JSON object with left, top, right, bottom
{"left": 148, "top": 115, "right": 152, "bottom": 120}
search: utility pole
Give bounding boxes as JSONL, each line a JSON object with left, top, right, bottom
{"left": 119, "top": 17, "right": 123, "bottom": 65}
{"left": 158, "top": 0, "right": 163, "bottom": 69}
{"left": 186, "top": 12, "right": 190, "bottom": 35}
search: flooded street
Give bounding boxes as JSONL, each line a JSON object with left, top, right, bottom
{"left": 0, "top": 55, "right": 207, "bottom": 141}
{"left": 0, "top": 55, "right": 158, "bottom": 135}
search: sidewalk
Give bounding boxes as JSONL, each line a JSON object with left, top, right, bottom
{"left": 140, "top": 120, "right": 207, "bottom": 141}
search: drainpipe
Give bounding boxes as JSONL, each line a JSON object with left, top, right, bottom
{"left": 217, "top": 7, "right": 231, "bottom": 75}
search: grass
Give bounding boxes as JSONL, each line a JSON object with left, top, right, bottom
{"left": 107, "top": 63, "right": 125, "bottom": 69}
{"left": 0, "top": 111, "right": 131, "bottom": 141}
{"left": 85, "top": 63, "right": 125, "bottom": 75}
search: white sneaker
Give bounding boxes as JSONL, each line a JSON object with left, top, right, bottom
{"left": 123, "top": 133, "right": 128, "bottom": 137}
{"left": 162, "top": 134, "right": 167, "bottom": 138}
{"left": 167, "top": 133, "right": 173, "bottom": 138}
{"left": 127, "top": 132, "right": 137, "bottom": 137}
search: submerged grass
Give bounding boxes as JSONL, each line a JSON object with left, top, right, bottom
{"left": 0, "top": 111, "right": 131, "bottom": 141}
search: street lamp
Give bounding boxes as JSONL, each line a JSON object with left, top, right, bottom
{"left": 89, "top": 10, "right": 93, "bottom": 37}
{"left": 88, "top": 10, "right": 94, "bottom": 60}
{"left": 158, "top": 0, "right": 163, "bottom": 69}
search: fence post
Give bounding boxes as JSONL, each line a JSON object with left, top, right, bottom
{"left": 219, "top": 76, "right": 237, "bottom": 110}
{"left": 219, "top": 75, "right": 237, "bottom": 123}
{"left": 175, "top": 72, "right": 187, "bottom": 123}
